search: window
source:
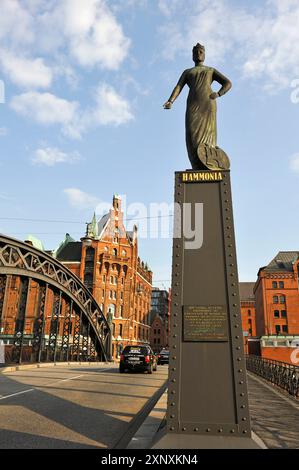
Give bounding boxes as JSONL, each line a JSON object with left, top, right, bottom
{"left": 110, "top": 276, "right": 113, "bottom": 284}
{"left": 281, "top": 310, "right": 287, "bottom": 318}
{"left": 113, "top": 291, "right": 116, "bottom": 300}
{"left": 122, "top": 249, "right": 127, "bottom": 257}
{"left": 282, "top": 325, "right": 288, "bottom": 333}
{"left": 158, "top": 329, "right": 160, "bottom": 334}
{"left": 119, "top": 305, "right": 123, "bottom": 317}
{"left": 154, "top": 329, "right": 156, "bottom": 334}
{"left": 272, "top": 281, "right": 277, "bottom": 289}
{"left": 108, "top": 304, "right": 116, "bottom": 316}
{"left": 119, "top": 324, "right": 123, "bottom": 337}
{"left": 247, "top": 310, "right": 251, "bottom": 316}
{"left": 274, "top": 310, "right": 279, "bottom": 318}
{"left": 113, "top": 248, "right": 117, "bottom": 256}
{"left": 248, "top": 328, "right": 252, "bottom": 335}
{"left": 273, "top": 296, "right": 278, "bottom": 304}
{"left": 279, "top": 281, "right": 284, "bottom": 289}
{"left": 248, "top": 319, "right": 252, "bottom": 324}
{"left": 102, "top": 289, "right": 105, "bottom": 298}
{"left": 120, "top": 291, "right": 123, "bottom": 300}
{"left": 275, "top": 325, "right": 281, "bottom": 334}
{"left": 102, "top": 275, "right": 106, "bottom": 282}
{"left": 154, "top": 338, "right": 156, "bottom": 344}
{"left": 121, "top": 277, "right": 124, "bottom": 285}
{"left": 280, "top": 295, "right": 286, "bottom": 304}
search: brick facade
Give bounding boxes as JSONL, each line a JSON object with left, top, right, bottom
{"left": 57, "top": 195, "right": 153, "bottom": 358}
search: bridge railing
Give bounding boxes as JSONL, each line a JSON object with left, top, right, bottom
{"left": 246, "top": 355, "right": 299, "bottom": 398}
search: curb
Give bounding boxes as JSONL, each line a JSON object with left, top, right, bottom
{"left": 127, "top": 390, "right": 168, "bottom": 449}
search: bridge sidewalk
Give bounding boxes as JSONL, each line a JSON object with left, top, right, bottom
{"left": 247, "top": 372, "right": 299, "bottom": 449}
{"left": 129, "top": 372, "right": 299, "bottom": 449}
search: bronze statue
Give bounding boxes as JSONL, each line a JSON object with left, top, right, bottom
{"left": 164, "top": 43, "right": 232, "bottom": 170}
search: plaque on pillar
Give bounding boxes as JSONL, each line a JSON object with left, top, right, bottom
{"left": 153, "top": 44, "right": 263, "bottom": 448}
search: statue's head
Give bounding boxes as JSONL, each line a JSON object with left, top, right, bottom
{"left": 192, "top": 43, "right": 205, "bottom": 64}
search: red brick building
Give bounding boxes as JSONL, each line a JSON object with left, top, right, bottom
{"left": 56, "top": 195, "right": 153, "bottom": 358}
{"left": 239, "top": 282, "right": 257, "bottom": 354}
{"left": 254, "top": 251, "right": 299, "bottom": 363}
{"left": 150, "top": 288, "right": 170, "bottom": 353}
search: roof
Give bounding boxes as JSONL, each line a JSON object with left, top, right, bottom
{"left": 56, "top": 242, "right": 82, "bottom": 262}
{"left": 264, "top": 251, "right": 299, "bottom": 272}
{"left": 97, "top": 213, "right": 110, "bottom": 236}
{"left": 25, "top": 235, "right": 44, "bottom": 251}
{"left": 239, "top": 282, "right": 255, "bottom": 301}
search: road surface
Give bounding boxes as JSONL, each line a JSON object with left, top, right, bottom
{"left": 0, "top": 363, "right": 168, "bottom": 449}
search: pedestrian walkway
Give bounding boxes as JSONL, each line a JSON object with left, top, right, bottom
{"left": 247, "top": 372, "right": 299, "bottom": 449}
{"left": 129, "top": 371, "right": 299, "bottom": 449}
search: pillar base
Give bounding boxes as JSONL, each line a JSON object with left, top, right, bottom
{"left": 152, "top": 429, "right": 266, "bottom": 449}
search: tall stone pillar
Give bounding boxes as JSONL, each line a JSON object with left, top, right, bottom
{"left": 153, "top": 170, "right": 263, "bottom": 448}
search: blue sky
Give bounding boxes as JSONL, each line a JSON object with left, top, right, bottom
{"left": 1, "top": 0, "right": 299, "bottom": 289}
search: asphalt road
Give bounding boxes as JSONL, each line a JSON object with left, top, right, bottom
{"left": 0, "top": 363, "right": 168, "bottom": 449}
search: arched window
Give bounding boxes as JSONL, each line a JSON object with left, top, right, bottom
{"left": 273, "top": 295, "right": 278, "bottom": 304}
{"left": 280, "top": 295, "right": 286, "bottom": 304}
{"left": 113, "top": 248, "right": 117, "bottom": 256}
{"left": 112, "top": 323, "right": 116, "bottom": 336}
{"left": 119, "top": 324, "right": 123, "bottom": 337}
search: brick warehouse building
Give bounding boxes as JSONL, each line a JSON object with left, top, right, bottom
{"left": 239, "top": 282, "right": 257, "bottom": 354}
{"left": 0, "top": 196, "right": 153, "bottom": 360}
{"left": 254, "top": 251, "right": 299, "bottom": 363}
{"left": 56, "top": 195, "right": 153, "bottom": 358}
{"left": 150, "top": 288, "right": 170, "bottom": 353}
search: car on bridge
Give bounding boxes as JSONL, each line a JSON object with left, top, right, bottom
{"left": 119, "top": 345, "right": 157, "bottom": 374}
{"left": 157, "top": 349, "right": 169, "bottom": 365}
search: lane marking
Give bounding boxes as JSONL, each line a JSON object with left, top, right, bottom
{"left": 0, "top": 374, "right": 85, "bottom": 401}
{"left": 0, "top": 388, "right": 35, "bottom": 400}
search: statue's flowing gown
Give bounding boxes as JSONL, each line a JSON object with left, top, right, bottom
{"left": 177, "top": 65, "right": 227, "bottom": 167}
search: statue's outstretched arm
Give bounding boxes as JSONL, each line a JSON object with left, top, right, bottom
{"left": 163, "top": 71, "right": 187, "bottom": 109}
{"left": 212, "top": 69, "right": 232, "bottom": 97}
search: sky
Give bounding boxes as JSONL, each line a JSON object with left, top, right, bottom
{"left": 1, "top": 0, "right": 299, "bottom": 289}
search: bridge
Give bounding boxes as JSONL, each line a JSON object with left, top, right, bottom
{"left": 0, "top": 360, "right": 298, "bottom": 449}
{"left": 0, "top": 234, "right": 111, "bottom": 364}
{"left": 0, "top": 234, "right": 298, "bottom": 449}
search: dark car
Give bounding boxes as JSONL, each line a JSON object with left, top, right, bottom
{"left": 157, "top": 349, "right": 169, "bottom": 365}
{"left": 119, "top": 345, "right": 157, "bottom": 373}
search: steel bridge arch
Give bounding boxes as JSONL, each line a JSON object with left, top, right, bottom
{"left": 0, "top": 234, "right": 111, "bottom": 363}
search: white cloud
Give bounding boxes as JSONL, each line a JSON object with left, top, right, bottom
{"left": 64, "top": 188, "right": 99, "bottom": 210}
{"left": 88, "top": 83, "right": 134, "bottom": 126}
{"left": 0, "top": 0, "right": 34, "bottom": 45}
{"left": 0, "top": 128, "right": 8, "bottom": 137}
{"left": 159, "top": 0, "right": 299, "bottom": 91}
{"left": 289, "top": 153, "right": 299, "bottom": 173}
{"left": 10, "top": 91, "right": 78, "bottom": 127}
{"left": 32, "top": 147, "right": 81, "bottom": 166}
{"left": 0, "top": 0, "right": 130, "bottom": 84}
{"left": 10, "top": 84, "right": 133, "bottom": 138}
{"left": 60, "top": 0, "right": 131, "bottom": 69}
{"left": 0, "top": 49, "right": 53, "bottom": 88}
